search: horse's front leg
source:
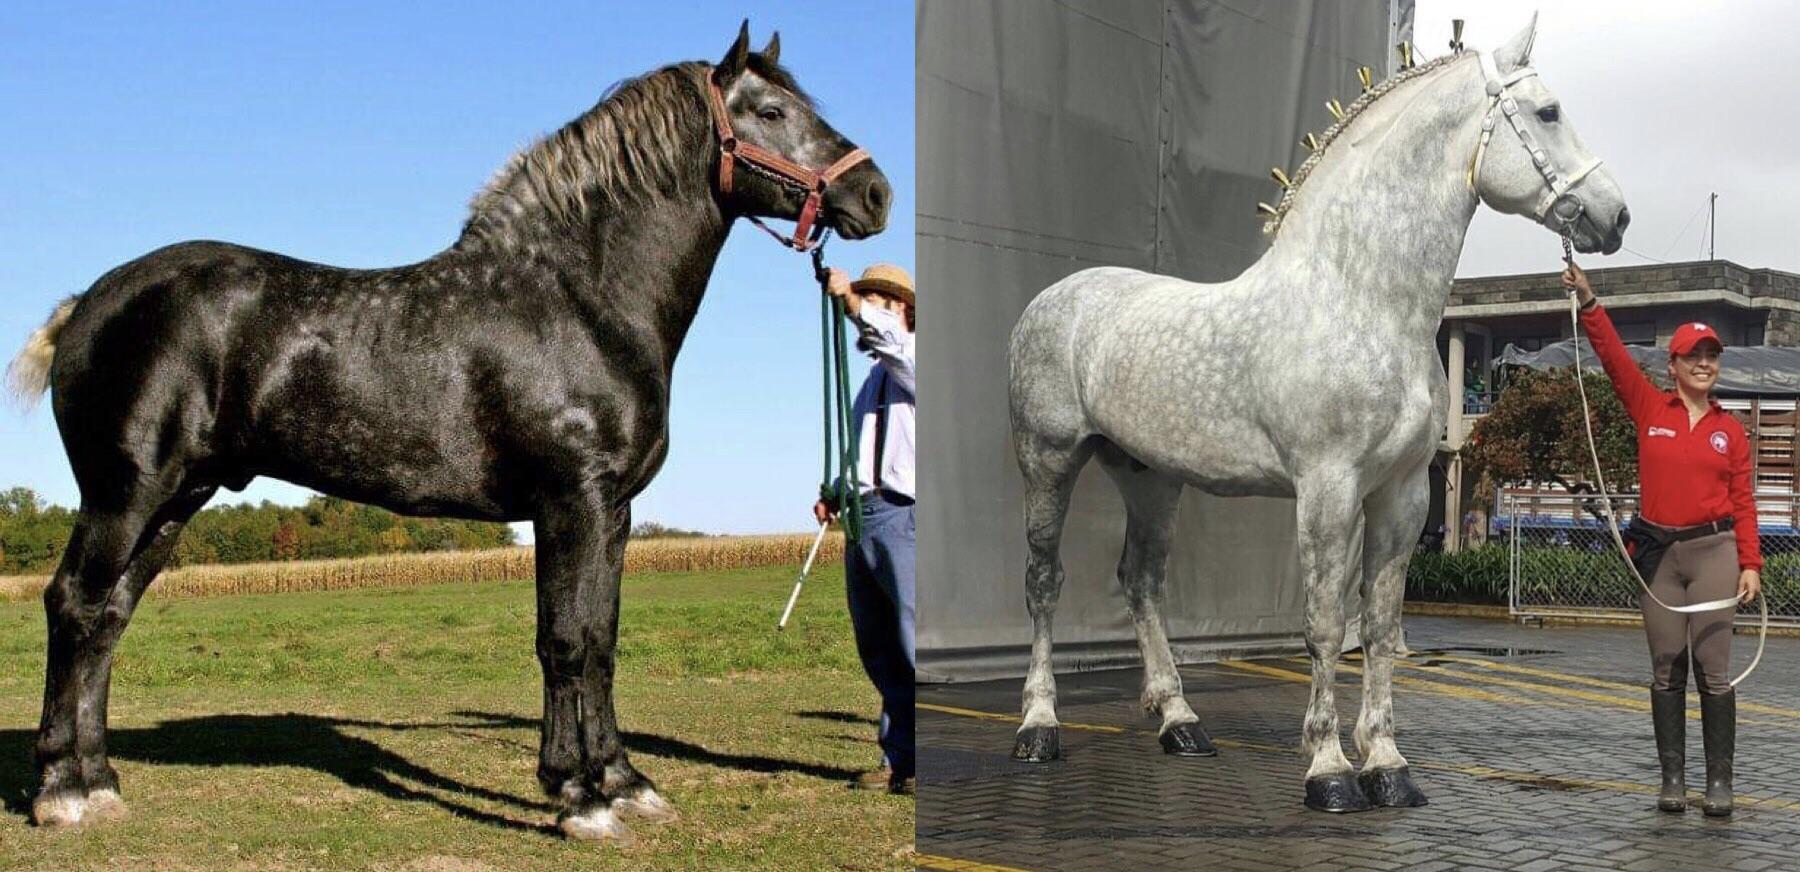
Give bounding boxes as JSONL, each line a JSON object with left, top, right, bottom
{"left": 534, "top": 486, "right": 633, "bottom": 843}
{"left": 1295, "top": 474, "right": 1372, "bottom": 813}
{"left": 1353, "top": 460, "right": 1430, "bottom": 808}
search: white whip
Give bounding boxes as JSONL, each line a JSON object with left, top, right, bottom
{"left": 1563, "top": 240, "right": 1766, "bottom": 687}
{"left": 777, "top": 520, "right": 832, "bottom": 630}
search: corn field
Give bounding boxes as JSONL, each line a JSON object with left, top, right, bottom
{"left": 0, "top": 532, "right": 845, "bottom": 603}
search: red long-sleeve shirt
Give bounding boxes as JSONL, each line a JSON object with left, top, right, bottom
{"left": 1579, "top": 303, "right": 1761, "bottom": 570}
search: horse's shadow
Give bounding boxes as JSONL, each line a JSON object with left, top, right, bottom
{"left": 1, "top": 710, "right": 861, "bottom": 832}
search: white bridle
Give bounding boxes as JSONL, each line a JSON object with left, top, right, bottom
{"left": 1467, "top": 51, "right": 1605, "bottom": 233}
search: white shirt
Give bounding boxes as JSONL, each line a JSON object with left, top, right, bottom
{"left": 848, "top": 305, "right": 916, "bottom": 499}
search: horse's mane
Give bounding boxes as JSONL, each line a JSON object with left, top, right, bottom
{"left": 463, "top": 54, "right": 813, "bottom": 240}
{"left": 1263, "top": 52, "right": 1468, "bottom": 237}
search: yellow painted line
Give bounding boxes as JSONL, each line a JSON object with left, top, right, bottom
{"left": 1220, "top": 658, "right": 1560, "bottom": 709}
{"left": 916, "top": 853, "right": 1036, "bottom": 872}
{"left": 916, "top": 702, "right": 1125, "bottom": 734}
{"left": 1426, "top": 653, "right": 1800, "bottom": 721}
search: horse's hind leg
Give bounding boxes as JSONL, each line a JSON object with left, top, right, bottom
{"left": 1293, "top": 472, "right": 1372, "bottom": 813}
{"left": 590, "top": 503, "right": 675, "bottom": 825}
{"left": 1096, "top": 446, "right": 1214, "bottom": 757}
{"left": 1012, "top": 432, "right": 1092, "bottom": 762}
{"left": 533, "top": 485, "right": 638, "bottom": 842}
{"left": 1353, "top": 459, "right": 1430, "bottom": 808}
{"left": 33, "top": 482, "right": 209, "bottom": 827}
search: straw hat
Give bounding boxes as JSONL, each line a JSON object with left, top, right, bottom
{"left": 850, "top": 263, "right": 915, "bottom": 308}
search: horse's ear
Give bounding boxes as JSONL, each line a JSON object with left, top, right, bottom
{"left": 1493, "top": 11, "right": 1539, "bottom": 74}
{"left": 718, "top": 19, "right": 751, "bottom": 80}
{"left": 762, "top": 31, "right": 780, "bottom": 65}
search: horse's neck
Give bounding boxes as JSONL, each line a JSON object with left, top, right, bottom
{"left": 453, "top": 189, "right": 730, "bottom": 375}
{"left": 585, "top": 197, "right": 731, "bottom": 370}
{"left": 1260, "top": 58, "right": 1487, "bottom": 343}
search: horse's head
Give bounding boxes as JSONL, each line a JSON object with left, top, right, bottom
{"left": 707, "top": 22, "right": 891, "bottom": 242}
{"left": 1470, "top": 15, "right": 1629, "bottom": 255}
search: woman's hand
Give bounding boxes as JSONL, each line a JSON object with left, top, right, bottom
{"left": 1739, "top": 568, "right": 1762, "bottom": 604}
{"left": 824, "top": 267, "right": 862, "bottom": 317}
{"left": 1561, "top": 262, "right": 1595, "bottom": 307}
{"left": 812, "top": 499, "right": 836, "bottom": 525}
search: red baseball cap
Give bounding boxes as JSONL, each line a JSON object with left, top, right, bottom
{"left": 1670, "top": 321, "right": 1724, "bottom": 356}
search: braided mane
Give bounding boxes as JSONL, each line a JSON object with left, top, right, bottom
{"left": 1263, "top": 52, "right": 1470, "bottom": 236}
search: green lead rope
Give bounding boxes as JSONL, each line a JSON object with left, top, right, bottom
{"left": 813, "top": 237, "right": 863, "bottom": 542}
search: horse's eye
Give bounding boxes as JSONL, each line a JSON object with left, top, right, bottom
{"left": 1537, "top": 105, "right": 1560, "bottom": 124}
{"left": 757, "top": 105, "right": 785, "bottom": 122}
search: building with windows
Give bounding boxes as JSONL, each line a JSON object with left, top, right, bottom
{"left": 1435, "top": 259, "right": 1800, "bottom": 551}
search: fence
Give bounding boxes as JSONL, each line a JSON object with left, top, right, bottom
{"left": 1501, "top": 489, "right": 1800, "bottom": 627}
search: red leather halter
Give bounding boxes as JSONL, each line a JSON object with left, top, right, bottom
{"left": 705, "top": 70, "right": 871, "bottom": 252}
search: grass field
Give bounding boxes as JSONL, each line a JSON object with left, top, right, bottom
{"left": 0, "top": 563, "right": 910, "bottom": 871}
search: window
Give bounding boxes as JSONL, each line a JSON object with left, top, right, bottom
{"left": 1615, "top": 321, "right": 1655, "bottom": 346}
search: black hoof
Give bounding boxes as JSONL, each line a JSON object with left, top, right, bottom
{"left": 1359, "top": 766, "right": 1428, "bottom": 808}
{"left": 1159, "top": 722, "right": 1218, "bottom": 757}
{"left": 1304, "top": 772, "right": 1374, "bottom": 813}
{"left": 1012, "top": 725, "right": 1061, "bottom": 762}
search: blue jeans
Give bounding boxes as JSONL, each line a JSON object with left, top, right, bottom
{"left": 846, "top": 490, "right": 915, "bottom": 777}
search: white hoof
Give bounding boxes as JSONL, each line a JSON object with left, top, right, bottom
{"left": 31, "top": 791, "right": 87, "bottom": 828}
{"left": 613, "top": 787, "right": 678, "bottom": 823}
{"left": 84, "top": 789, "right": 129, "bottom": 822}
{"left": 558, "top": 805, "right": 633, "bottom": 844}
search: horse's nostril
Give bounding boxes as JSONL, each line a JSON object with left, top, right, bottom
{"left": 1617, "top": 207, "right": 1631, "bottom": 231}
{"left": 865, "top": 178, "right": 892, "bottom": 218}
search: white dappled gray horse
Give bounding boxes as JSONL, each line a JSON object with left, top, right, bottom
{"left": 1006, "top": 16, "right": 1629, "bottom": 812}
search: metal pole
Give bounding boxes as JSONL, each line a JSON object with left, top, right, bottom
{"left": 1709, "top": 192, "right": 1717, "bottom": 260}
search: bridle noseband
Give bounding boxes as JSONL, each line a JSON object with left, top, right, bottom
{"left": 1466, "top": 52, "right": 1603, "bottom": 236}
{"left": 705, "top": 69, "right": 871, "bottom": 253}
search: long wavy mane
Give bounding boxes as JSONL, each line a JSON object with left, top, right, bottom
{"left": 462, "top": 61, "right": 713, "bottom": 241}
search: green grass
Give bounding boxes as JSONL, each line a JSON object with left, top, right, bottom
{"left": 0, "top": 565, "right": 912, "bottom": 870}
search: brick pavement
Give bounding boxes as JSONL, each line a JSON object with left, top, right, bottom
{"left": 918, "top": 616, "right": 1800, "bottom": 871}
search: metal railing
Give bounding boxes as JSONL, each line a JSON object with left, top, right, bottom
{"left": 1501, "top": 489, "right": 1800, "bottom": 627}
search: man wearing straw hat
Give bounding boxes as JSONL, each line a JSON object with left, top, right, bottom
{"left": 812, "top": 263, "right": 916, "bottom": 796}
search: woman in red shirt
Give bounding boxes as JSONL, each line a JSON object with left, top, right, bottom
{"left": 1566, "top": 263, "right": 1760, "bottom": 817}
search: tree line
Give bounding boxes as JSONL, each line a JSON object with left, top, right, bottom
{"left": 0, "top": 488, "right": 515, "bottom": 574}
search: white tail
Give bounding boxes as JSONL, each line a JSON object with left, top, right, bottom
{"left": 8, "top": 297, "right": 79, "bottom": 409}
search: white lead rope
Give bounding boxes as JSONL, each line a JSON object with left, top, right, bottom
{"left": 1564, "top": 240, "right": 1767, "bottom": 687}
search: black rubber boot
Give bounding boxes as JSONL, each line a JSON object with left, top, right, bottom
{"left": 1701, "top": 689, "right": 1735, "bottom": 817}
{"left": 1650, "top": 688, "right": 1686, "bottom": 812}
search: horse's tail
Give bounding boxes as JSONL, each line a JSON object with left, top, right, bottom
{"left": 8, "top": 296, "right": 80, "bottom": 409}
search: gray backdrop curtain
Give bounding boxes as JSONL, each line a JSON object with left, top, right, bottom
{"left": 917, "top": 0, "right": 1412, "bottom": 680}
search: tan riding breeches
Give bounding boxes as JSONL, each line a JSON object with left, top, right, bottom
{"left": 1642, "top": 530, "right": 1739, "bottom": 695}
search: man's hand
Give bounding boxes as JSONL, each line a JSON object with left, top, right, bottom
{"left": 1740, "top": 568, "right": 1762, "bottom": 604}
{"left": 812, "top": 499, "right": 837, "bottom": 525}
{"left": 824, "top": 267, "right": 862, "bottom": 317}
{"left": 1562, "top": 262, "right": 1595, "bottom": 308}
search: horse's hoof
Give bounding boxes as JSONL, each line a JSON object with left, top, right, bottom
{"left": 1359, "top": 766, "right": 1428, "bottom": 808}
{"left": 557, "top": 804, "right": 634, "bottom": 843}
{"left": 612, "top": 787, "right": 679, "bottom": 824}
{"left": 1012, "top": 725, "right": 1061, "bottom": 762}
{"left": 31, "top": 789, "right": 87, "bottom": 828}
{"left": 83, "top": 788, "right": 130, "bottom": 822}
{"left": 1159, "top": 722, "right": 1218, "bottom": 757}
{"left": 1304, "top": 772, "right": 1374, "bottom": 813}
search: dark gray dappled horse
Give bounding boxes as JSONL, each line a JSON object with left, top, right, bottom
{"left": 10, "top": 24, "right": 889, "bottom": 841}
{"left": 1006, "top": 17, "right": 1626, "bottom": 812}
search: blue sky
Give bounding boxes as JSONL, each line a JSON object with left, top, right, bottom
{"left": 0, "top": 2, "right": 913, "bottom": 539}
